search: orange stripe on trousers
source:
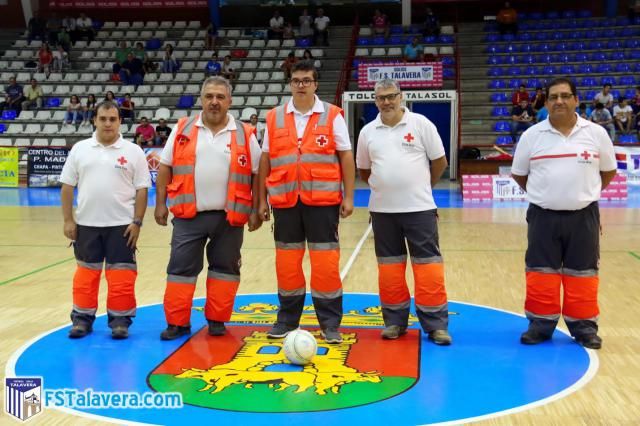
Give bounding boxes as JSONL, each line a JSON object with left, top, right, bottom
{"left": 525, "top": 271, "right": 562, "bottom": 315}
{"left": 413, "top": 263, "right": 447, "bottom": 307}
{"left": 275, "top": 248, "right": 306, "bottom": 291}
{"left": 309, "top": 249, "right": 342, "bottom": 292}
{"left": 163, "top": 282, "right": 196, "bottom": 326}
{"left": 205, "top": 278, "right": 240, "bottom": 322}
{"left": 562, "top": 274, "right": 599, "bottom": 319}
{"left": 105, "top": 269, "right": 137, "bottom": 312}
{"left": 72, "top": 266, "right": 101, "bottom": 310}
{"left": 378, "top": 263, "right": 409, "bottom": 304}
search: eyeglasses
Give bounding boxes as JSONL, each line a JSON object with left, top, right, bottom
{"left": 548, "top": 93, "right": 574, "bottom": 101}
{"left": 290, "top": 79, "right": 316, "bottom": 87}
{"left": 375, "top": 92, "right": 401, "bottom": 102}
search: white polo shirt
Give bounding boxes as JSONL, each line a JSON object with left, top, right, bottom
{"left": 356, "top": 109, "right": 446, "bottom": 213}
{"left": 511, "top": 114, "right": 616, "bottom": 210}
{"left": 161, "top": 113, "right": 261, "bottom": 212}
{"left": 59, "top": 133, "right": 151, "bottom": 227}
{"left": 262, "top": 96, "right": 351, "bottom": 152}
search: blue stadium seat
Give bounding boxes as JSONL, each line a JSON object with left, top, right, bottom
{"left": 485, "top": 34, "right": 500, "bottom": 42}
{"left": 584, "top": 90, "right": 597, "bottom": 100}
{"left": 610, "top": 89, "right": 621, "bottom": 99}
{"left": 507, "top": 66, "right": 522, "bottom": 76}
{"left": 505, "top": 55, "right": 519, "bottom": 64}
{"left": 487, "top": 67, "right": 503, "bottom": 76}
{"left": 535, "top": 32, "right": 549, "bottom": 41}
{"left": 521, "top": 54, "right": 535, "bottom": 64}
{"left": 546, "top": 11, "right": 560, "bottom": 19}
{"left": 633, "top": 16, "right": 640, "bottom": 25}
{"left": 537, "top": 53, "right": 553, "bottom": 64}
{"left": 390, "top": 25, "right": 403, "bottom": 34}
{"left": 563, "top": 10, "right": 577, "bottom": 19}
{"left": 491, "top": 106, "right": 505, "bottom": 117}
{"left": 624, "top": 39, "right": 640, "bottom": 48}
{"left": 550, "top": 21, "right": 563, "bottom": 30}
{"left": 0, "top": 123, "right": 5, "bottom": 134}
{"left": 569, "top": 30, "right": 584, "bottom": 40}
{"left": 580, "top": 77, "right": 597, "bottom": 87}
{"left": 372, "top": 36, "right": 385, "bottom": 45}
{"left": 46, "top": 98, "right": 61, "bottom": 108}
{"left": 600, "top": 76, "right": 616, "bottom": 85}
{"left": 542, "top": 65, "right": 557, "bottom": 75}
{"left": 441, "top": 56, "right": 455, "bottom": 65}
{"left": 577, "top": 64, "right": 593, "bottom": 74}
{"left": 438, "top": 35, "right": 454, "bottom": 43}
{"left": 557, "top": 53, "right": 572, "bottom": 63}
{"left": 389, "top": 35, "right": 405, "bottom": 45}
{"left": 601, "top": 28, "right": 616, "bottom": 39}
{"left": 565, "top": 19, "right": 579, "bottom": 29}
{"left": 620, "top": 27, "right": 638, "bottom": 37}
{"left": 555, "top": 42, "right": 568, "bottom": 51}
{"left": 443, "top": 68, "right": 455, "bottom": 78}
{"left": 620, "top": 75, "right": 636, "bottom": 85}
{"left": 590, "top": 52, "right": 607, "bottom": 62}
{"left": 357, "top": 37, "right": 369, "bottom": 46}
{"left": 508, "top": 79, "right": 523, "bottom": 89}
{"left": 524, "top": 65, "right": 539, "bottom": 75}
{"left": 496, "top": 135, "right": 512, "bottom": 145}
{"left": 587, "top": 40, "right": 603, "bottom": 50}
{"left": 615, "top": 63, "right": 631, "bottom": 73}
{"left": 176, "top": 95, "right": 194, "bottom": 108}
{"left": 573, "top": 52, "right": 588, "bottom": 62}
{"left": 595, "top": 64, "right": 612, "bottom": 74}
{"left": 538, "top": 21, "right": 552, "bottom": 30}
{"left": 578, "top": 10, "right": 592, "bottom": 18}
{"left": 502, "top": 33, "right": 515, "bottom": 42}
{"left": 486, "top": 44, "right": 502, "bottom": 54}
{"left": 624, "top": 88, "right": 636, "bottom": 99}
{"left": 552, "top": 32, "right": 564, "bottom": 41}
{"left": 494, "top": 121, "right": 510, "bottom": 132}
{"left": 488, "top": 79, "right": 507, "bottom": 89}
{"left": 538, "top": 42, "right": 551, "bottom": 52}
{"left": 559, "top": 65, "right": 575, "bottom": 74}
{"left": 616, "top": 17, "right": 630, "bottom": 26}
{"left": 607, "top": 40, "right": 621, "bottom": 50}
{"left": 487, "top": 56, "right": 501, "bottom": 65}
{"left": 504, "top": 43, "right": 517, "bottom": 53}
{"left": 1, "top": 110, "right": 17, "bottom": 120}
{"left": 571, "top": 41, "right": 586, "bottom": 50}
{"left": 424, "top": 36, "right": 437, "bottom": 43}
{"left": 582, "top": 18, "right": 597, "bottom": 27}
{"left": 601, "top": 18, "right": 616, "bottom": 27}
{"left": 516, "top": 32, "right": 532, "bottom": 41}
{"left": 527, "top": 78, "right": 542, "bottom": 88}
{"left": 490, "top": 92, "right": 509, "bottom": 102}
{"left": 296, "top": 38, "right": 311, "bottom": 47}
{"left": 610, "top": 51, "right": 624, "bottom": 62}
{"left": 628, "top": 50, "right": 640, "bottom": 60}
{"left": 409, "top": 25, "right": 421, "bottom": 34}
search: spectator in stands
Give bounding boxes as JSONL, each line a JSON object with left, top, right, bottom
{"left": 57, "top": 28, "right": 72, "bottom": 52}
{"left": 221, "top": 55, "right": 236, "bottom": 84}
{"left": 269, "top": 10, "right": 285, "bottom": 40}
{"left": 577, "top": 102, "right": 592, "bottom": 119}
{"left": 76, "top": 12, "right": 95, "bottom": 43}
{"left": 613, "top": 97, "right": 633, "bottom": 135}
{"left": 27, "top": 11, "right": 46, "bottom": 43}
{"left": 113, "top": 41, "right": 131, "bottom": 74}
{"left": 371, "top": 9, "right": 390, "bottom": 39}
{"left": 161, "top": 44, "right": 179, "bottom": 75}
{"left": 423, "top": 7, "right": 440, "bottom": 37}
{"left": 205, "top": 53, "right": 222, "bottom": 77}
{"left": 302, "top": 49, "right": 321, "bottom": 69}
{"left": 497, "top": 1, "right": 518, "bottom": 35}
{"left": 135, "top": 117, "right": 157, "bottom": 147}
{"left": 590, "top": 102, "right": 615, "bottom": 141}
{"left": 46, "top": 13, "right": 62, "bottom": 46}
{"left": 155, "top": 118, "right": 171, "bottom": 145}
{"left": 205, "top": 21, "right": 218, "bottom": 50}
{"left": 65, "top": 95, "right": 83, "bottom": 125}
{"left": 403, "top": 37, "right": 423, "bottom": 62}
{"left": 61, "top": 15, "right": 77, "bottom": 44}
{"left": 52, "top": 44, "right": 69, "bottom": 72}
{"left": 283, "top": 22, "right": 295, "bottom": 40}
{"left": 37, "top": 43, "right": 53, "bottom": 78}
{"left": 120, "top": 93, "right": 135, "bottom": 122}
{"left": 280, "top": 52, "right": 299, "bottom": 81}
{"left": 536, "top": 105, "right": 548, "bottom": 122}
{"left": 510, "top": 99, "right": 534, "bottom": 143}
{"left": 512, "top": 84, "right": 529, "bottom": 106}
{"left": 119, "top": 52, "right": 145, "bottom": 86}
{"left": 313, "top": 8, "right": 330, "bottom": 46}
{"left": 21, "top": 78, "right": 44, "bottom": 111}
{"left": 249, "top": 113, "right": 265, "bottom": 145}
{"left": 82, "top": 94, "right": 97, "bottom": 126}
{"left": 134, "top": 42, "right": 156, "bottom": 74}
{"left": 104, "top": 90, "right": 116, "bottom": 102}
{"left": 631, "top": 86, "right": 640, "bottom": 115}
{"left": 0, "top": 76, "right": 25, "bottom": 114}
{"left": 531, "top": 87, "right": 546, "bottom": 113}
{"left": 299, "top": 9, "right": 313, "bottom": 38}
{"left": 593, "top": 84, "right": 614, "bottom": 111}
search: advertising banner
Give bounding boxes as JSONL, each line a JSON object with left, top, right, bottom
{"left": 27, "top": 147, "right": 69, "bottom": 187}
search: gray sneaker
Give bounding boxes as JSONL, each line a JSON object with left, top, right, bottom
{"left": 381, "top": 325, "right": 408, "bottom": 340}
{"left": 320, "top": 327, "right": 343, "bottom": 344}
{"left": 267, "top": 323, "right": 298, "bottom": 338}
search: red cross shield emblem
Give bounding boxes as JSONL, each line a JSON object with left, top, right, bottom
{"left": 316, "top": 135, "right": 329, "bottom": 147}
{"left": 238, "top": 154, "right": 248, "bottom": 167}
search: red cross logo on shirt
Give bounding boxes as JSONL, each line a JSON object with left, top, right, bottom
{"left": 227, "top": 143, "right": 231, "bottom": 150}
{"left": 117, "top": 156, "right": 127, "bottom": 165}
{"left": 580, "top": 150, "right": 591, "bottom": 160}
{"left": 238, "top": 154, "right": 247, "bottom": 167}
{"left": 316, "top": 135, "right": 328, "bottom": 147}
{"left": 404, "top": 133, "right": 415, "bottom": 143}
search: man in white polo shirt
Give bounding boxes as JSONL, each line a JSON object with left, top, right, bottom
{"left": 356, "top": 78, "right": 451, "bottom": 345}
{"left": 512, "top": 77, "right": 617, "bottom": 350}
{"left": 60, "top": 100, "right": 150, "bottom": 340}
{"left": 155, "top": 76, "right": 262, "bottom": 341}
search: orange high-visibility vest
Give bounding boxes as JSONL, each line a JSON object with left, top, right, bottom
{"left": 166, "top": 114, "right": 253, "bottom": 226}
{"left": 265, "top": 101, "right": 343, "bottom": 208}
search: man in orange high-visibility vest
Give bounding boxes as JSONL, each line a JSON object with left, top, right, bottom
{"left": 257, "top": 61, "right": 355, "bottom": 344}
{"left": 155, "top": 76, "right": 263, "bottom": 340}
{"left": 356, "top": 79, "right": 451, "bottom": 345}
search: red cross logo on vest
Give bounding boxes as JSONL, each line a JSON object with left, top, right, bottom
{"left": 238, "top": 154, "right": 247, "bottom": 167}
{"left": 580, "top": 150, "right": 591, "bottom": 161}
{"left": 316, "top": 135, "right": 328, "bottom": 147}
{"left": 117, "top": 156, "right": 127, "bottom": 166}
{"left": 404, "top": 133, "right": 415, "bottom": 143}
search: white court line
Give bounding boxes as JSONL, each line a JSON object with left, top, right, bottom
{"left": 340, "top": 223, "right": 373, "bottom": 281}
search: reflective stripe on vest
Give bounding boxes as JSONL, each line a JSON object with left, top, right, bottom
{"left": 266, "top": 102, "right": 343, "bottom": 208}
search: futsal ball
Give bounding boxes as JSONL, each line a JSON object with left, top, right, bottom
{"left": 283, "top": 330, "right": 318, "bottom": 365}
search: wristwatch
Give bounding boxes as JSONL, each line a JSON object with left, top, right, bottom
{"left": 132, "top": 218, "right": 143, "bottom": 227}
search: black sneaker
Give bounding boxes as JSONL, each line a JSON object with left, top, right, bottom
{"left": 69, "top": 322, "right": 92, "bottom": 339}
{"left": 160, "top": 325, "right": 191, "bottom": 341}
{"left": 267, "top": 323, "right": 298, "bottom": 338}
{"left": 208, "top": 321, "right": 226, "bottom": 336}
{"left": 520, "top": 329, "right": 552, "bottom": 345}
{"left": 320, "top": 327, "right": 343, "bottom": 344}
{"left": 111, "top": 325, "right": 129, "bottom": 340}
{"left": 575, "top": 334, "right": 602, "bottom": 350}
